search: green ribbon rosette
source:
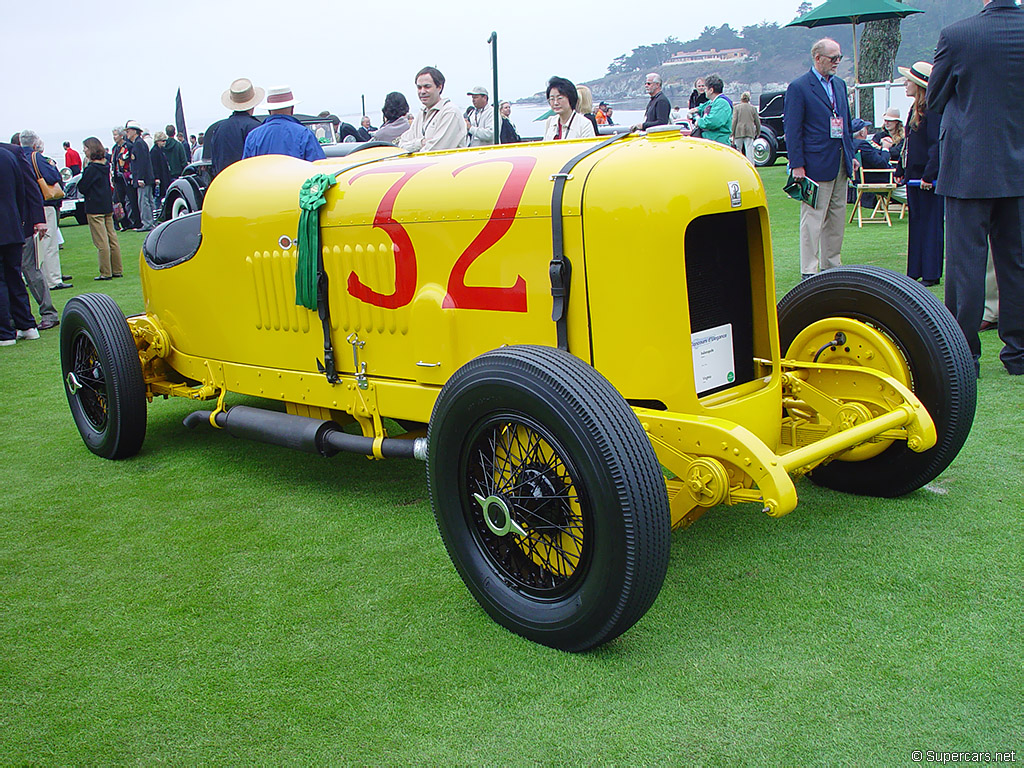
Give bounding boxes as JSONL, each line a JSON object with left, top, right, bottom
{"left": 295, "top": 173, "right": 336, "bottom": 310}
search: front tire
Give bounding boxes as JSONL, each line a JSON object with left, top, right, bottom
{"left": 60, "top": 294, "right": 147, "bottom": 459}
{"left": 427, "top": 345, "right": 671, "bottom": 651}
{"left": 778, "top": 266, "right": 975, "bottom": 496}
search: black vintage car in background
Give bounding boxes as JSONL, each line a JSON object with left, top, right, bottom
{"left": 159, "top": 160, "right": 214, "bottom": 220}
{"left": 752, "top": 90, "right": 787, "bottom": 168}
{"left": 59, "top": 170, "right": 87, "bottom": 226}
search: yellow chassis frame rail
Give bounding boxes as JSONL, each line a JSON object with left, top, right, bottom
{"left": 130, "top": 318, "right": 936, "bottom": 531}
{"left": 639, "top": 359, "right": 936, "bottom": 529}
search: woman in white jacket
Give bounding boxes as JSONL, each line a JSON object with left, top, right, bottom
{"left": 543, "top": 76, "right": 596, "bottom": 141}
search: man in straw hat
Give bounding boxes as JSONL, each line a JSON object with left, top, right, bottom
{"left": 124, "top": 120, "right": 155, "bottom": 231}
{"left": 205, "top": 78, "right": 265, "bottom": 178}
{"left": 929, "top": 0, "right": 1024, "bottom": 376}
{"left": 242, "top": 86, "right": 326, "bottom": 162}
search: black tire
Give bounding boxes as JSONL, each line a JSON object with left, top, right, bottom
{"left": 170, "top": 195, "right": 191, "bottom": 219}
{"left": 60, "top": 294, "right": 147, "bottom": 459}
{"left": 427, "top": 345, "right": 671, "bottom": 651}
{"left": 778, "top": 266, "right": 976, "bottom": 496}
{"left": 752, "top": 129, "right": 778, "bottom": 167}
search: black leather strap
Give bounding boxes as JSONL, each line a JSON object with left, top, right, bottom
{"left": 313, "top": 148, "right": 410, "bottom": 383}
{"left": 549, "top": 132, "right": 631, "bottom": 351}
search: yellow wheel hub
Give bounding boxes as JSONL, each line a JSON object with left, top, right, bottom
{"left": 786, "top": 318, "right": 913, "bottom": 461}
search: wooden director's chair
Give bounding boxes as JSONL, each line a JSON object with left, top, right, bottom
{"left": 848, "top": 158, "right": 898, "bottom": 227}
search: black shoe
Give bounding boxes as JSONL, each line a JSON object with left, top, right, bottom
{"left": 51, "top": 282, "right": 73, "bottom": 290}
{"left": 980, "top": 320, "right": 998, "bottom": 332}
{"left": 112, "top": 273, "right": 124, "bottom": 278}
{"left": 62, "top": 274, "right": 72, "bottom": 281}
{"left": 921, "top": 279, "right": 940, "bottom": 287}
{"left": 94, "top": 275, "right": 113, "bottom": 281}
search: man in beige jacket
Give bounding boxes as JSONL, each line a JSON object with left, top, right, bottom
{"left": 731, "top": 92, "right": 761, "bottom": 164}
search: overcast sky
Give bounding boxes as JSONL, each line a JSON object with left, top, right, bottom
{"left": 6, "top": 0, "right": 810, "bottom": 152}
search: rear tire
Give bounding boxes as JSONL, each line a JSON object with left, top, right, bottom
{"left": 60, "top": 294, "right": 147, "bottom": 459}
{"left": 778, "top": 266, "right": 975, "bottom": 496}
{"left": 427, "top": 345, "right": 671, "bottom": 651}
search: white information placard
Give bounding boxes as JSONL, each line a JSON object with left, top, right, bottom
{"left": 691, "top": 323, "right": 736, "bottom": 395}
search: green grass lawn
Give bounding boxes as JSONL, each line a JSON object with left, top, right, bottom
{"left": 2, "top": 167, "right": 1021, "bottom": 764}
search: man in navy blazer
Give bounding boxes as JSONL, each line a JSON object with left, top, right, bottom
{"left": 0, "top": 145, "right": 43, "bottom": 345}
{"left": 784, "top": 38, "right": 856, "bottom": 280}
{"left": 929, "top": 0, "right": 1024, "bottom": 376}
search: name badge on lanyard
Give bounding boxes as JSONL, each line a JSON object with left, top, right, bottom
{"left": 830, "top": 115, "right": 844, "bottom": 139}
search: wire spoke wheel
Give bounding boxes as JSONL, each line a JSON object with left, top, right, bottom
{"left": 61, "top": 294, "right": 147, "bottom": 460}
{"left": 463, "top": 416, "right": 591, "bottom": 598}
{"left": 428, "top": 345, "right": 670, "bottom": 652}
{"left": 69, "top": 331, "right": 109, "bottom": 431}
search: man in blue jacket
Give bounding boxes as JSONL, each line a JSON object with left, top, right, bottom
{"left": 0, "top": 144, "right": 44, "bottom": 345}
{"left": 929, "top": 0, "right": 1024, "bottom": 376}
{"left": 784, "top": 38, "right": 856, "bottom": 280}
{"left": 242, "top": 86, "right": 326, "bottom": 162}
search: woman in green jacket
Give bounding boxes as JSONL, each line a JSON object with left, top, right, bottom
{"left": 695, "top": 74, "right": 733, "bottom": 145}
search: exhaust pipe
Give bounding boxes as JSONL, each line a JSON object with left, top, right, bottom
{"left": 183, "top": 405, "right": 427, "bottom": 460}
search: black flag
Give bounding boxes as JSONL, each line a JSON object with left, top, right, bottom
{"left": 175, "top": 88, "right": 187, "bottom": 143}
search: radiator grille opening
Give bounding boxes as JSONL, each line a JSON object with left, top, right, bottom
{"left": 685, "top": 211, "right": 756, "bottom": 397}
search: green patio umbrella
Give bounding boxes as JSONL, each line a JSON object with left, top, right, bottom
{"left": 786, "top": 0, "right": 924, "bottom": 91}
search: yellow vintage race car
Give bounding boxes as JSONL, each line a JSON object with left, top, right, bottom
{"left": 60, "top": 130, "right": 976, "bottom": 651}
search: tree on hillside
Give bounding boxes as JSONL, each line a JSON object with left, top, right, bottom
{"left": 679, "top": 24, "right": 744, "bottom": 52}
{"left": 796, "top": 1, "right": 813, "bottom": 17}
{"left": 859, "top": 14, "right": 903, "bottom": 120}
{"left": 607, "top": 37, "right": 682, "bottom": 74}
{"left": 741, "top": 22, "right": 789, "bottom": 60}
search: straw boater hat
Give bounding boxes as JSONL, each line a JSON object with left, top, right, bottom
{"left": 898, "top": 61, "right": 932, "bottom": 89}
{"left": 262, "top": 86, "right": 301, "bottom": 111}
{"left": 882, "top": 106, "right": 902, "bottom": 122}
{"left": 467, "top": 86, "right": 488, "bottom": 97}
{"left": 221, "top": 78, "right": 265, "bottom": 111}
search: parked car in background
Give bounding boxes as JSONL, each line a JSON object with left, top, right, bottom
{"left": 160, "top": 160, "right": 214, "bottom": 220}
{"left": 59, "top": 172, "right": 87, "bottom": 226}
{"left": 752, "top": 90, "right": 787, "bottom": 167}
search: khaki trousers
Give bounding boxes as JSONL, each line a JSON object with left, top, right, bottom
{"left": 40, "top": 206, "right": 65, "bottom": 287}
{"left": 87, "top": 214, "right": 123, "bottom": 278}
{"left": 799, "top": 158, "right": 848, "bottom": 276}
{"left": 734, "top": 136, "right": 757, "bottom": 164}
{"left": 984, "top": 250, "right": 999, "bottom": 323}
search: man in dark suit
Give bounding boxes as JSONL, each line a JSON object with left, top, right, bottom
{"left": 125, "top": 121, "right": 155, "bottom": 231}
{"left": 0, "top": 145, "right": 43, "bottom": 345}
{"left": 929, "top": 0, "right": 1024, "bottom": 376}
{"left": 205, "top": 78, "right": 264, "bottom": 178}
{"left": 784, "top": 38, "right": 857, "bottom": 280}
